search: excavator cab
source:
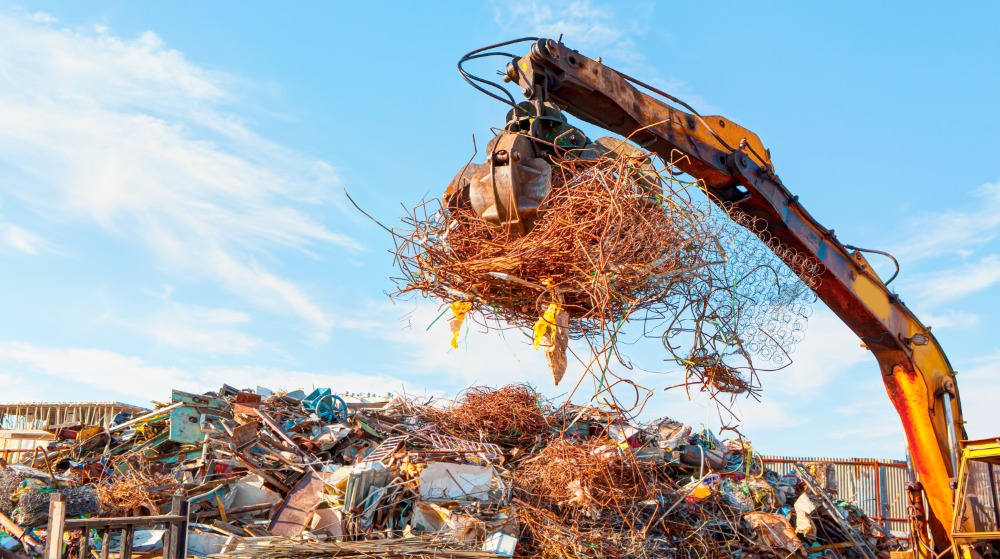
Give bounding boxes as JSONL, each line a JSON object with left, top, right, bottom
{"left": 953, "top": 439, "right": 1000, "bottom": 558}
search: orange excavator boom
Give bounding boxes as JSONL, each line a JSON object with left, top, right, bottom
{"left": 478, "top": 37, "right": 966, "bottom": 552}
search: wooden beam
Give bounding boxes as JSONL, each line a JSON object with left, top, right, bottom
{"left": 44, "top": 493, "right": 66, "bottom": 559}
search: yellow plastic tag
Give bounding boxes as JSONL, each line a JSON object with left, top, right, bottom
{"left": 692, "top": 483, "right": 713, "bottom": 499}
{"left": 533, "top": 301, "right": 563, "bottom": 349}
{"left": 449, "top": 301, "right": 472, "bottom": 348}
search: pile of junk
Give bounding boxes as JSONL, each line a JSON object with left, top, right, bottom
{"left": 0, "top": 383, "right": 903, "bottom": 559}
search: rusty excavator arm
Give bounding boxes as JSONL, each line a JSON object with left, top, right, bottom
{"left": 487, "top": 38, "right": 966, "bottom": 551}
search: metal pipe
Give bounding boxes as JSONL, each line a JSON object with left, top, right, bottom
{"left": 873, "top": 460, "right": 884, "bottom": 526}
{"left": 941, "top": 391, "right": 959, "bottom": 476}
{"left": 30, "top": 446, "right": 62, "bottom": 489}
{"left": 108, "top": 402, "right": 184, "bottom": 433}
{"left": 0, "top": 510, "right": 44, "bottom": 555}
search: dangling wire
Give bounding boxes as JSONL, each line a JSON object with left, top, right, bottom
{"left": 844, "top": 244, "right": 901, "bottom": 285}
{"left": 457, "top": 37, "right": 538, "bottom": 113}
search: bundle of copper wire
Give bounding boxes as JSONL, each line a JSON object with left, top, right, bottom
{"left": 513, "top": 499, "right": 626, "bottom": 559}
{"left": 390, "top": 144, "right": 821, "bottom": 404}
{"left": 513, "top": 438, "right": 669, "bottom": 559}
{"left": 418, "top": 384, "right": 549, "bottom": 448}
{"left": 394, "top": 151, "right": 718, "bottom": 334}
{"left": 681, "top": 350, "right": 756, "bottom": 397}
{"left": 515, "top": 438, "right": 656, "bottom": 519}
{"left": 92, "top": 469, "right": 173, "bottom": 516}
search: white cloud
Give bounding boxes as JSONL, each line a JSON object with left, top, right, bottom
{"left": 498, "top": 0, "right": 653, "bottom": 79}
{"left": 0, "top": 340, "right": 408, "bottom": 402}
{"left": 1, "top": 221, "right": 46, "bottom": 255}
{"left": 904, "top": 254, "right": 1000, "bottom": 305}
{"left": 824, "top": 419, "right": 904, "bottom": 444}
{"left": 502, "top": 1, "right": 634, "bottom": 53}
{"left": 954, "top": 351, "right": 1000, "bottom": 441}
{"left": 816, "top": 347, "right": 1000, "bottom": 455}
{"left": 381, "top": 300, "right": 554, "bottom": 389}
{"left": 0, "top": 370, "right": 41, "bottom": 403}
{"left": 810, "top": 347, "right": 1000, "bottom": 454}
{"left": 832, "top": 393, "right": 900, "bottom": 437}
{"left": 208, "top": 249, "right": 335, "bottom": 336}
{"left": 28, "top": 11, "right": 56, "bottom": 24}
{"left": 495, "top": 0, "right": 717, "bottom": 113}
{"left": 919, "top": 310, "right": 980, "bottom": 330}
{"left": 897, "top": 179, "right": 1000, "bottom": 262}
{"left": 731, "top": 398, "right": 805, "bottom": 431}
{"left": 133, "top": 302, "right": 265, "bottom": 355}
{"left": 0, "top": 11, "right": 356, "bottom": 336}
{"left": 757, "top": 306, "right": 872, "bottom": 395}
{"left": 0, "top": 341, "right": 190, "bottom": 401}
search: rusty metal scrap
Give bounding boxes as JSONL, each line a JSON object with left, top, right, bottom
{"left": 415, "top": 384, "right": 549, "bottom": 451}
{"left": 267, "top": 471, "right": 325, "bottom": 538}
{"left": 91, "top": 469, "right": 174, "bottom": 517}
{"left": 0, "top": 383, "right": 902, "bottom": 559}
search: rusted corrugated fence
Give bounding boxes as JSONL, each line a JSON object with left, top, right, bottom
{"left": 763, "top": 456, "right": 911, "bottom": 537}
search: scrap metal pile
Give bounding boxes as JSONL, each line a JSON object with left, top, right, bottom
{"left": 0, "top": 384, "right": 901, "bottom": 559}
{"left": 388, "top": 140, "right": 821, "bottom": 403}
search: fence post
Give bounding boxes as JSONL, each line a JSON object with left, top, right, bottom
{"left": 163, "top": 521, "right": 172, "bottom": 559}
{"left": 78, "top": 526, "right": 90, "bottom": 559}
{"left": 169, "top": 492, "right": 188, "bottom": 559}
{"left": 99, "top": 530, "right": 109, "bottom": 559}
{"left": 873, "top": 460, "right": 884, "bottom": 526}
{"left": 119, "top": 527, "right": 132, "bottom": 559}
{"left": 44, "top": 493, "right": 66, "bottom": 559}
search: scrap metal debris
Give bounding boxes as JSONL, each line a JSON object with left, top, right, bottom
{"left": 384, "top": 144, "right": 821, "bottom": 404}
{"left": 0, "top": 384, "right": 902, "bottom": 559}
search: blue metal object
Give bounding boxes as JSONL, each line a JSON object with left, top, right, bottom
{"left": 111, "top": 411, "right": 133, "bottom": 427}
{"left": 168, "top": 406, "right": 205, "bottom": 444}
{"left": 302, "top": 388, "right": 348, "bottom": 423}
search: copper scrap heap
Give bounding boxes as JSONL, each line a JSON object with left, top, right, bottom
{"left": 391, "top": 143, "right": 821, "bottom": 397}
{"left": 398, "top": 149, "right": 719, "bottom": 332}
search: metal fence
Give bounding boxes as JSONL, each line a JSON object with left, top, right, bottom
{"left": 0, "top": 402, "right": 150, "bottom": 463}
{"left": 763, "top": 455, "right": 911, "bottom": 537}
{"left": 44, "top": 492, "right": 188, "bottom": 559}
{"left": 0, "top": 402, "right": 148, "bottom": 430}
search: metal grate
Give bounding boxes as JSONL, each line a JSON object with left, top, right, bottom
{"left": 361, "top": 435, "right": 408, "bottom": 465}
{"left": 763, "top": 455, "right": 911, "bottom": 538}
{"left": 427, "top": 434, "right": 504, "bottom": 464}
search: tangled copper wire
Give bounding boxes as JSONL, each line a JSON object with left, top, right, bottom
{"left": 514, "top": 499, "right": 628, "bottom": 559}
{"left": 395, "top": 152, "right": 718, "bottom": 331}
{"left": 417, "top": 384, "right": 549, "bottom": 448}
{"left": 513, "top": 437, "right": 663, "bottom": 559}
{"left": 516, "top": 438, "right": 655, "bottom": 518}
{"left": 389, "top": 142, "right": 821, "bottom": 404}
{"left": 683, "top": 351, "right": 755, "bottom": 396}
{"left": 510, "top": 435, "right": 762, "bottom": 559}
{"left": 92, "top": 469, "right": 173, "bottom": 516}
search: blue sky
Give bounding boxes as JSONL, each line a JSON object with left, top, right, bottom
{"left": 0, "top": 1, "right": 998, "bottom": 459}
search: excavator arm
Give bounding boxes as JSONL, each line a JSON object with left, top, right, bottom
{"left": 494, "top": 38, "right": 965, "bottom": 550}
